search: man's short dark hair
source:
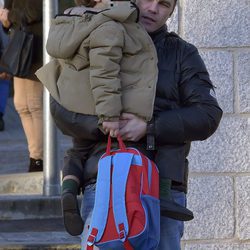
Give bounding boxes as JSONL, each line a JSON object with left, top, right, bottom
{"left": 174, "top": 0, "right": 177, "bottom": 9}
{"left": 170, "top": 0, "right": 177, "bottom": 15}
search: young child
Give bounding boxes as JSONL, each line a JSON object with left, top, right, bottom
{"left": 37, "top": 0, "right": 193, "bottom": 236}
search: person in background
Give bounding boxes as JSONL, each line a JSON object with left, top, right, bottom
{"left": 78, "top": 0, "right": 223, "bottom": 249}
{"left": 0, "top": 0, "right": 10, "bottom": 131}
{"left": 0, "top": 27, "right": 10, "bottom": 131}
{"left": 0, "top": 0, "right": 43, "bottom": 171}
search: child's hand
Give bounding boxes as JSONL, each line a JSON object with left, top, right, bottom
{"left": 102, "top": 121, "right": 119, "bottom": 137}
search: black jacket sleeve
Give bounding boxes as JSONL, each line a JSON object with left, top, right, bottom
{"left": 4, "top": 0, "right": 13, "bottom": 9}
{"left": 154, "top": 43, "right": 223, "bottom": 145}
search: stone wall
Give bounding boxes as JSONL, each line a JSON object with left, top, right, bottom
{"left": 168, "top": 0, "right": 250, "bottom": 249}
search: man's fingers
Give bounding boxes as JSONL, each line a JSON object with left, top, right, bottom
{"left": 119, "top": 126, "right": 127, "bottom": 137}
{"left": 119, "top": 120, "right": 128, "bottom": 129}
{"left": 120, "top": 113, "right": 135, "bottom": 120}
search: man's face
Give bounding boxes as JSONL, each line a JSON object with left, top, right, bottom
{"left": 136, "top": 0, "right": 176, "bottom": 33}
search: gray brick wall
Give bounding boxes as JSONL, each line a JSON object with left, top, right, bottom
{"left": 168, "top": 0, "right": 250, "bottom": 248}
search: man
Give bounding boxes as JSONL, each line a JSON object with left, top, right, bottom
{"left": 79, "top": 0, "right": 222, "bottom": 249}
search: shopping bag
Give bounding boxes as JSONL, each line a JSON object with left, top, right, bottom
{"left": 0, "top": 27, "right": 34, "bottom": 77}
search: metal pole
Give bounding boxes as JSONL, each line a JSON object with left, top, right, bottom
{"left": 43, "top": 0, "right": 60, "bottom": 196}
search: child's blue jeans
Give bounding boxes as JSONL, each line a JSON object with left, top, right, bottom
{"left": 80, "top": 184, "right": 185, "bottom": 250}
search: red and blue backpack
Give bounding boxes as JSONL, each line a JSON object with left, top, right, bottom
{"left": 86, "top": 136, "right": 160, "bottom": 250}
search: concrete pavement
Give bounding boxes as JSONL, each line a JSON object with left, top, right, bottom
{"left": 0, "top": 97, "right": 72, "bottom": 174}
{"left": 0, "top": 98, "right": 80, "bottom": 249}
{"left": 0, "top": 218, "right": 81, "bottom": 249}
{"left": 0, "top": 194, "right": 83, "bottom": 249}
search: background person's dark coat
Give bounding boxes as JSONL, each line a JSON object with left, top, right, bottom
{"left": 4, "top": 0, "right": 43, "bottom": 80}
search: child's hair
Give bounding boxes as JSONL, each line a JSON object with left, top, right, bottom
{"left": 74, "top": 0, "right": 97, "bottom": 7}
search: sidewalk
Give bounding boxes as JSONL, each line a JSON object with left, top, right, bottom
{"left": 0, "top": 97, "right": 28, "bottom": 173}
{"left": 0, "top": 98, "right": 79, "bottom": 249}
{"left": 0, "top": 97, "right": 72, "bottom": 174}
{"left": 0, "top": 218, "right": 81, "bottom": 249}
{"left": 0, "top": 194, "right": 82, "bottom": 249}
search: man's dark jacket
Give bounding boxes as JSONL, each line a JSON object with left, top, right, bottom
{"left": 51, "top": 25, "right": 223, "bottom": 193}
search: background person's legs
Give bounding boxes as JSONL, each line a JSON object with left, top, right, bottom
{"left": 13, "top": 77, "right": 43, "bottom": 170}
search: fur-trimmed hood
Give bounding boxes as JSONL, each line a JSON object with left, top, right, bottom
{"left": 46, "top": 5, "right": 139, "bottom": 59}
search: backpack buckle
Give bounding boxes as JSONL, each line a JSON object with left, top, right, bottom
{"left": 118, "top": 223, "right": 126, "bottom": 242}
{"left": 87, "top": 228, "right": 98, "bottom": 246}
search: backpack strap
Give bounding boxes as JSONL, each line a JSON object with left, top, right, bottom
{"left": 87, "top": 155, "right": 112, "bottom": 247}
{"left": 112, "top": 152, "right": 135, "bottom": 248}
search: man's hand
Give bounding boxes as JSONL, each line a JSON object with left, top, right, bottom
{"left": 102, "top": 121, "right": 119, "bottom": 137}
{"left": 119, "top": 113, "right": 147, "bottom": 141}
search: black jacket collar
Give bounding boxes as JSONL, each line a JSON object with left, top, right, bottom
{"left": 149, "top": 25, "right": 168, "bottom": 43}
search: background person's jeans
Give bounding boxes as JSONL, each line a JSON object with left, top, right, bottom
{"left": 80, "top": 184, "right": 185, "bottom": 250}
{"left": 0, "top": 79, "right": 10, "bottom": 114}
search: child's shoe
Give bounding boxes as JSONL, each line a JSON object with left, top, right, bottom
{"left": 160, "top": 199, "right": 194, "bottom": 221}
{"left": 61, "top": 190, "right": 84, "bottom": 236}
